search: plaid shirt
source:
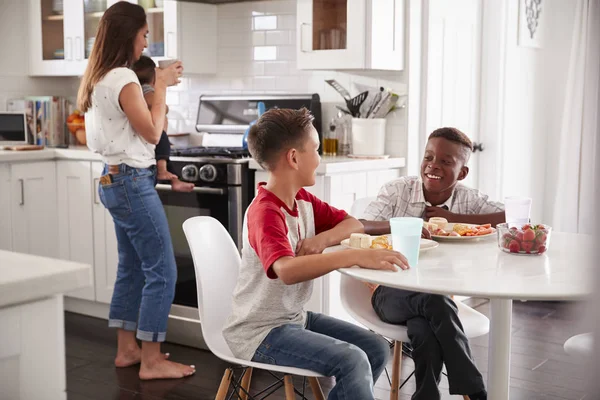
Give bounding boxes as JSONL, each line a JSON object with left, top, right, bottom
{"left": 362, "top": 176, "right": 504, "bottom": 221}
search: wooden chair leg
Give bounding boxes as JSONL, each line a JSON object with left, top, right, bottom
{"left": 215, "top": 368, "right": 232, "bottom": 400}
{"left": 308, "top": 377, "right": 325, "bottom": 400}
{"left": 389, "top": 340, "right": 403, "bottom": 400}
{"left": 239, "top": 367, "right": 253, "bottom": 400}
{"left": 283, "top": 375, "right": 295, "bottom": 400}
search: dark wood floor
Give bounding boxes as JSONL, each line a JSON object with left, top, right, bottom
{"left": 65, "top": 299, "right": 590, "bottom": 400}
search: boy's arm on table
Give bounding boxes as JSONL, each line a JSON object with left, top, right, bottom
{"left": 295, "top": 215, "right": 363, "bottom": 256}
{"left": 425, "top": 206, "right": 506, "bottom": 227}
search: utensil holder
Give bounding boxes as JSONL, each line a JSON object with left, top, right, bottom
{"left": 351, "top": 118, "right": 386, "bottom": 156}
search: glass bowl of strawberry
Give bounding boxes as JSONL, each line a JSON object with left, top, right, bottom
{"left": 497, "top": 223, "right": 551, "bottom": 255}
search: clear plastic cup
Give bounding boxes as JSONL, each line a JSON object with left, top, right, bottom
{"left": 390, "top": 217, "right": 424, "bottom": 267}
{"left": 504, "top": 196, "right": 532, "bottom": 227}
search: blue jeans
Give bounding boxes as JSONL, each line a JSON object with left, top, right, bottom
{"left": 252, "top": 312, "right": 390, "bottom": 400}
{"left": 98, "top": 163, "right": 176, "bottom": 342}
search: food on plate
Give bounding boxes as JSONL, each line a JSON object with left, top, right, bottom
{"left": 498, "top": 223, "right": 551, "bottom": 255}
{"left": 423, "top": 221, "right": 438, "bottom": 232}
{"left": 428, "top": 217, "right": 448, "bottom": 230}
{"left": 370, "top": 235, "right": 392, "bottom": 250}
{"left": 428, "top": 222, "right": 494, "bottom": 237}
{"left": 349, "top": 233, "right": 372, "bottom": 249}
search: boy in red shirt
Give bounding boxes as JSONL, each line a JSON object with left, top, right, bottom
{"left": 223, "top": 108, "right": 408, "bottom": 399}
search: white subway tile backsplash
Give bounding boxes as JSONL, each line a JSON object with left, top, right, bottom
{"left": 253, "top": 76, "right": 277, "bottom": 91}
{"left": 276, "top": 45, "right": 296, "bottom": 61}
{"left": 277, "top": 14, "right": 296, "bottom": 30}
{"left": 254, "top": 46, "right": 277, "bottom": 61}
{"left": 175, "top": 0, "right": 408, "bottom": 156}
{"left": 263, "top": 0, "right": 295, "bottom": 15}
{"left": 264, "top": 61, "right": 290, "bottom": 76}
{"left": 253, "top": 15, "right": 277, "bottom": 30}
{"left": 265, "top": 30, "right": 291, "bottom": 46}
{"left": 252, "top": 31, "right": 266, "bottom": 46}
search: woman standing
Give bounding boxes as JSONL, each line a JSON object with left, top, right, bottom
{"left": 77, "top": 2, "right": 194, "bottom": 380}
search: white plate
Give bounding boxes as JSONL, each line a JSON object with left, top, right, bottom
{"left": 430, "top": 222, "right": 496, "bottom": 241}
{"left": 340, "top": 235, "right": 439, "bottom": 252}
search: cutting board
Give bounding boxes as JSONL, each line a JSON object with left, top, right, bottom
{"left": 3, "top": 145, "right": 45, "bottom": 151}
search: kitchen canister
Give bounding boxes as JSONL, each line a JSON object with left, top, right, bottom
{"left": 351, "top": 118, "right": 387, "bottom": 156}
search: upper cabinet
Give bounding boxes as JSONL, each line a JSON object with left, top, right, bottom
{"left": 297, "top": 0, "right": 405, "bottom": 71}
{"left": 29, "top": 0, "right": 217, "bottom": 76}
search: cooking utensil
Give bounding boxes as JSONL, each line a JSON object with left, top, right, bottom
{"left": 326, "top": 79, "right": 352, "bottom": 100}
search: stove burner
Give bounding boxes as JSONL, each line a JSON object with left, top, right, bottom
{"left": 171, "top": 146, "right": 250, "bottom": 159}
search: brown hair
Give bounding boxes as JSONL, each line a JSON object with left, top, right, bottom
{"left": 77, "top": 2, "right": 147, "bottom": 112}
{"left": 132, "top": 55, "right": 156, "bottom": 86}
{"left": 248, "top": 108, "right": 315, "bottom": 170}
{"left": 428, "top": 127, "right": 474, "bottom": 154}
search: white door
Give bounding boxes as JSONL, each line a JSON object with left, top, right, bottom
{"left": 91, "top": 162, "right": 119, "bottom": 304}
{"left": 297, "top": 0, "right": 366, "bottom": 69}
{"left": 0, "top": 164, "right": 12, "bottom": 251}
{"left": 10, "top": 162, "right": 59, "bottom": 258}
{"left": 57, "top": 161, "right": 95, "bottom": 300}
{"left": 422, "top": 0, "right": 482, "bottom": 189}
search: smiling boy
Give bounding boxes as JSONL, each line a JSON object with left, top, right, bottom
{"left": 359, "top": 127, "right": 502, "bottom": 400}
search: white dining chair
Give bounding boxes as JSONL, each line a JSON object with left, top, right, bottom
{"left": 564, "top": 332, "right": 594, "bottom": 359}
{"left": 339, "top": 274, "right": 489, "bottom": 400}
{"left": 182, "top": 216, "right": 325, "bottom": 400}
{"left": 350, "top": 196, "right": 376, "bottom": 218}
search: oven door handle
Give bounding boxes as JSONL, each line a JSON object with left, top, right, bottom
{"left": 155, "top": 183, "right": 226, "bottom": 195}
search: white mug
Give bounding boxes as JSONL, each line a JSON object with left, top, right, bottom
{"left": 158, "top": 59, "right": 178, "bottom": 69}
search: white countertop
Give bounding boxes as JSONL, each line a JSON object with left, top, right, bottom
{"left": 0, "top": 148, "right": 406, "bottom": 174}
{"left": 0, "top": 147, "right": 102, "bottom": 163}
{"left": 0, "top": 250, "right": 92, "bottom": 308}
{"left": 326, "top": 232, "right": 593, "bottom": 301}
{"left": 249, "top": 156, "right": 406, "bottom": 174}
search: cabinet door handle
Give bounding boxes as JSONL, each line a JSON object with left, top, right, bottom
{"left": 300, "top": 23, "right": 311, "bottom": 52}
{"left": 66, "top": 37, "right": 72, "bottom": 60}
{"left": 18, "top": 179, "right": 24, "bottom": 205}
{"left": 392, "top": 0, "right": 397, "bottom": 51}
{"left": 94, "top": 178, "right": 100, "bottom": 204}
{"left": 75, "top": 36, "right": 82, "bottom": 60}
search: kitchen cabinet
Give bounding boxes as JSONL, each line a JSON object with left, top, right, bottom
{"left": 297, "top": 0, "right": 404, "bottom": 71}
{"left": 0, "top": 164, "right": 12, "bottom": 251}
{"left": 10, "top": 161, "right": 59, "bottom": 258}
{"left": 29, "top": 0, "right": 217, "bottom": 76}
{"left": 91, "top": 161, "right": 119, "bottom": 304}
{"left": 56, "top": 161, "right": 96, "bottom": 301}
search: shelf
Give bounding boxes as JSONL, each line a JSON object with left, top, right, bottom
{"left": 45, "top": 14, "right": 64, "bottom": 21}
{"left": 145, "top": 7, "right": 164, "bottom": 14}
{"left": 85, "top": 11, "right": 105, "bottom": 18}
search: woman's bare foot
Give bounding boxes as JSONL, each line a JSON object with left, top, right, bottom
{"left": 115, "top": 347, "right": 170, "bottom": 368}
{"left": 139, "top": 358, "right": 196, "bottom": 380}
{"left": 170, "top": 178, "right": 194, "bottom": 192}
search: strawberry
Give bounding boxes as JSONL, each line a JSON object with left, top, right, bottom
{"left": 509, "top": 240, "right": 520, "bottom": 253}
{"left": 538, "top": 245, "right": 547, "bottom": 254}
{"left": 536, "top": 232, "right": 547, "bottom": 246}
{"left": 515, "top": 231, "right": 524, "bottom": 242}
{"left": 521, "top": 241, "right": 534, "bottom": 253}
{"left": 522, "top": 224, "right": 532, "bottom": 231}
{"left": 510, "top": 226, "right": 518, "bottom": 231}
{"left": 523, "top": 229, "right": 536, "bottom": 242}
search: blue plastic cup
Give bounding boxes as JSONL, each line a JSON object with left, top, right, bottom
{"left": 390, "top": 217, "right": 424, "bottom": 267}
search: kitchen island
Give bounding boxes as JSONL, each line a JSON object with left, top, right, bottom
{"left": 0, "top": 250, "right": 92, "bottom": 400}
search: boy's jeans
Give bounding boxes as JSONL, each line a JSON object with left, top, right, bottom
{"left": 372, "top": 287, "right": 486, "bottom": 400}
{"left": 252, "top": 312, "right": 390, "bottom": 400}
{"left": 99, "top": 163, "right": 177, "bottom": 342}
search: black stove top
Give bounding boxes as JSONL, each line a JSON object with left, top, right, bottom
{"left": 171, "top": 146, "right": 250, "bottom": 159}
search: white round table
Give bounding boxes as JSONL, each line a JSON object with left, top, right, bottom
{"left": 325, "top": 232, "right": 593, "bottom": 400}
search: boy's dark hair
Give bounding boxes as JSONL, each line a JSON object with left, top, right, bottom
{"left": 131, "top": 55, "right": 156, "bottom": 86}
{"left": 428, "top": 127, "right": 473, "bottom": 159}
{"left": 248, "top": 108, "right": 315, "bottom": 170}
